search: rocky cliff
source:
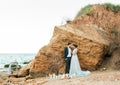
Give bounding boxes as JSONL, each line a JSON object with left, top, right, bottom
{"left": 29, "top": 24, "right": 110, "bottom": 77}
{"left": 18, "top": 4, "right": 120, "bottom": 77}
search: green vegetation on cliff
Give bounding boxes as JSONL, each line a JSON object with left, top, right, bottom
{"left": 103, "top": 3, "right": 120, "bottom": 11}
{"left": 75, "top": 5, "right": 93, "bottom": 18}
{"left": 76, "top": 3, "right": 120, "bottom": 18}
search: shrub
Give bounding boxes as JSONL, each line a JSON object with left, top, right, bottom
{"left": 103, "top": 3, "right": 120, "bottom": 11}
{"left": 66, "top": 19, "right": 71, "bottom": 23}
{"left": 75, "top": 5, "right": 93, "bottom": 18}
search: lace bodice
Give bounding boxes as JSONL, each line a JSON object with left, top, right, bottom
{"left": 72, "top": 48, "right": 78, "bottom": 56}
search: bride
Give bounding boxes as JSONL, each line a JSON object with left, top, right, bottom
{"left": 69, "top": 43, "right": 90, "bottom": 78}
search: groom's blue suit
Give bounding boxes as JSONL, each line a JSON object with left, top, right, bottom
{"left": 64, "top": 47, "right": 68, "bottom": 59}
{"left": 64, "top": 47, "right": 72, "bottom": 74}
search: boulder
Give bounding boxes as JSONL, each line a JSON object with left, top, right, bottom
{"left": 29, "top": 24, "right": 110, "bottom": 77}
{"left": 17, "top": 61, "right": 33, "bottom": 77}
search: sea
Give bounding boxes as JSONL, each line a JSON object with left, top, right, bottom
{"left": 0, "top": 53, "right": 35, "bottom": 72}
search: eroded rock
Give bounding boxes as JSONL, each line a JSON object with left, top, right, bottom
{"left": 29, "top": 24, "right": 110, "bottom": 77}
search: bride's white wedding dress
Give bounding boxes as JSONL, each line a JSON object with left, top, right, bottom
{"left": 69, "top": 48, "right": 90, "bottom": 77}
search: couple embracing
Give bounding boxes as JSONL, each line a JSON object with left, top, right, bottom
{"left": 64, "top": 42, "right": 90, "bottom": 78}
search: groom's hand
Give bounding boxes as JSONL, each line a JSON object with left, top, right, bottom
{"left": 65, "top": 58, "right": 68, "bottom": 61}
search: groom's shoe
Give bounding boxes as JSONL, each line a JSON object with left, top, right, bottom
{"left": 65, "top": 74, "right": 69, "bottom": 78}
{"left": 65, "top": 74, "right": 71, "bottom": 79}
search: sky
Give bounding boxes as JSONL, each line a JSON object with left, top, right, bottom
{"left": 0, "top": 0, "right": 119, "bottom": 53}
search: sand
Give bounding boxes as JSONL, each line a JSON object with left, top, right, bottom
{"left": 42, "top": 70, "right": 120, "bottom": 85}
{"left": 1, "top": 70, "right": 120, "bottom": 85}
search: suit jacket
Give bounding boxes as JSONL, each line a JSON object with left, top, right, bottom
{"left": 64, "top": 47, "right": 68, "bottom": 59}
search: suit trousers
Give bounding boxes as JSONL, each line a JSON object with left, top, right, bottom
{"left": 65, "top": 57, "right": 71, "bottom": 74}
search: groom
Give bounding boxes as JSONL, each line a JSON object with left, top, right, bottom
{"left": 64, "top": 42, "right": 72, "bottom": 74}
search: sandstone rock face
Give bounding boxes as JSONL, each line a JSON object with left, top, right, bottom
{"left": 29, "top": 24, "right": 110, "bottom": 77}
{"left": 73, "top": 5, "right": 120, "bottom": 45}
{"left": 109, "top": 47, "right": 120, "bottom": 69}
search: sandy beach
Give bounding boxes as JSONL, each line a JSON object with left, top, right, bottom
{"left": 1, "top": 70, "right": 120, "bottom": 85}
